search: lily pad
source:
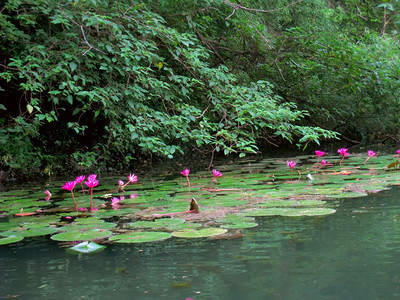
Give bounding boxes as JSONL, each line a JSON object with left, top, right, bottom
{"left": 220, "top": 222, "right": 258, "bottom": 229}
{"left": 0, "top": 235, "right": 24, "bottom": 245}
{"left": 198, "top": 198, "right": 248, "bottom": 207}
{"left": 243, "top": 207, "right": 336, "bottom": 217}
{"left": 109, "top": 231, "right": 172, "bottom": 243}
{"left": 256, "top": 199, "right": 326, "bottom": 207}
{"left": 50, "top": 229, "right": 113, "bottom": 241}
{"left": 171, "top": 228, "right": 228, "bottom": 238}
{"left": 1, "top": 227, "right": 59, "bottom": 237}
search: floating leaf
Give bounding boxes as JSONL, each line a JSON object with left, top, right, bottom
{"left": 243, "top": 207, "right": 336, "bottom": 217}
{"left": 1, "top": 227, "right": 59, "bottom": 237}
{"left": 256, "top": 199, "right": 326, "bottom": 207}
{"left": 172, "top": 228, "right": 228, "bottom": 238}
{"left": 220, "top": 222, "right": 258, "bottom": 229}
{"left": 216, "top": 214, "right": 255, "bottom": 223}
{"left": 50, "top": 229, "right": 113, "bottom": 241}
{"left": 198, "top": 198, "right": 248, "bottom": 207}
{"left": 109, "top": 231, "right": 172, "bottom": 243}
{"left": 0, "top": 235, "right": 23, "bottom": 245}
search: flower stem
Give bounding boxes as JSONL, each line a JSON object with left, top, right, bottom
{"left": 186, "top": 177, "right": 191, "bottom": 188}
{"left": 90, "top": 188, "right": 93, "bottom": 211}
{"left": 71, "top": 191, "right": 78, "bottom": 212}
{"left": 207, "top": 178, "right": 215, "bottom": 190}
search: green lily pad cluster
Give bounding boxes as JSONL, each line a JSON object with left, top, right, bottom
{"left": 0, "top": 152, "right": 399, "bottom": 247}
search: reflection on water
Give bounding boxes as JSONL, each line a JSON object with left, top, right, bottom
{"left": 2, "top": 187, "right": 400, "bottom": 299}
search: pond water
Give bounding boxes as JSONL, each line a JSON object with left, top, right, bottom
{"left": 1, "top": 185, "right": 400, "bottom": 299}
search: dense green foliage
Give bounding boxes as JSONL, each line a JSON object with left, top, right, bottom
{"left": 1, "top": 0, "right": 399, "bottom": 177}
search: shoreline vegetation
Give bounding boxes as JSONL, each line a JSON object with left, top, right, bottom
{"left": 2, "top": 1, "right": 400, "bottom": 180}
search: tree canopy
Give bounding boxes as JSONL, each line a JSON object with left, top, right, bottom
{"left": 1, "top": 0, "right": 399, "bottom": 177}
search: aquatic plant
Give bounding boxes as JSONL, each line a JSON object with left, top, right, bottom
{"left": 287, "top": 161, "right": 297, "bottom": 180}
{"left": 117, "top": 173, "right": 138, "bottom": 192}
{"left": 208, "top": 169, "right": 222, "bottom": 190}
{"left": 337, "top": 148, "right": 349, "bottom": 165}
{"left": 180, "top": 169, "right": 191, "bottom": 187}
{"left": 44, "top": 190, "right": 52, "bottom": 201}
{"left": 118, "top": 180, "right": 124, "bottom": 192}
{"left": 315, "top": 150, "right": 325, "bottom": 166}
{"left": 84, "top": 174, "right": 99, "bottom": 211}
{"left": 75, "top": 175, "right": 86, "bottom": 194}
{"left": 364, "top": 150, "right": 376, "bottom": 164}
{"left": 62, "top": 181, "right": 78, "bottom": 212}
{"left": 3, "top": 152, "right": 400, "bottom": 248}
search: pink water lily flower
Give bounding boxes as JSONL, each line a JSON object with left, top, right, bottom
{"left": 44, "top": 190, "right": 52, "bottom": 197}
{"left": 44, "top": 190, "right": 52, "bottom": 201}
{"left": 287, "top": 161, "right": 297, "bottom": 180}
{"left": 111, "top": 197, "right": 120, "bottom": 209}
{"left": 111, "top": 197, "right": 120, "bottom": 205}
{"left": 128, "top": 173, "right": 138, "bottom": 183}
{"left": 75, "top": 175, "right": 85, "bottom": 183}
{"left": 180, "top": 169, "right": 190, "bottom": 177}
{"left": 364, "top": 150, "right": 376, "bottom": 164}
{"left": 118, "top": 173, "right": 138, "bottom": 191}
{"left": 315, "top": 150, "right": 325, "bottom": 167}
{"left": 180, "top": 169, "right": 191, "bottom": 187}
{"left": 62, "top": 181, "right": 76, "bottom": 191}
{"left": 208, "top": 169, "right": 222, "bottom": 190}
{"left": 337, "top": 148, "right": 349, "bottom": 165}
{"left": 396, "top": 150, "right": 400, "bottom": 161}
{"left": 84, "top": 174, "right": 99, "bottom": 211}
{"left": 62, "top": 181, "right": 78, "bottom": 212}
{"left": 212, "top": 169, "right": 222, "bottom": 177}
{"left": 75, "top": 175, "right": 86, "bottom": 194}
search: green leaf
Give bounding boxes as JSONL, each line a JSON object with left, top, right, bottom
{"left": 171, "top": 228, "right": 227, "bottom": 238}
{"left": 67, "top": 95, "right": 73, "bottom": 105}
{"left": 109, "top": 231, "right": 172, "bottom": 243}
{"left": 0, "top": 235, "right": 24, "bottom": 245}
{"left": 70, "top": 62, "right": 78, "bottom": 72}
{"left": 26, "top": 104, "right": 33, "bottom": 114}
